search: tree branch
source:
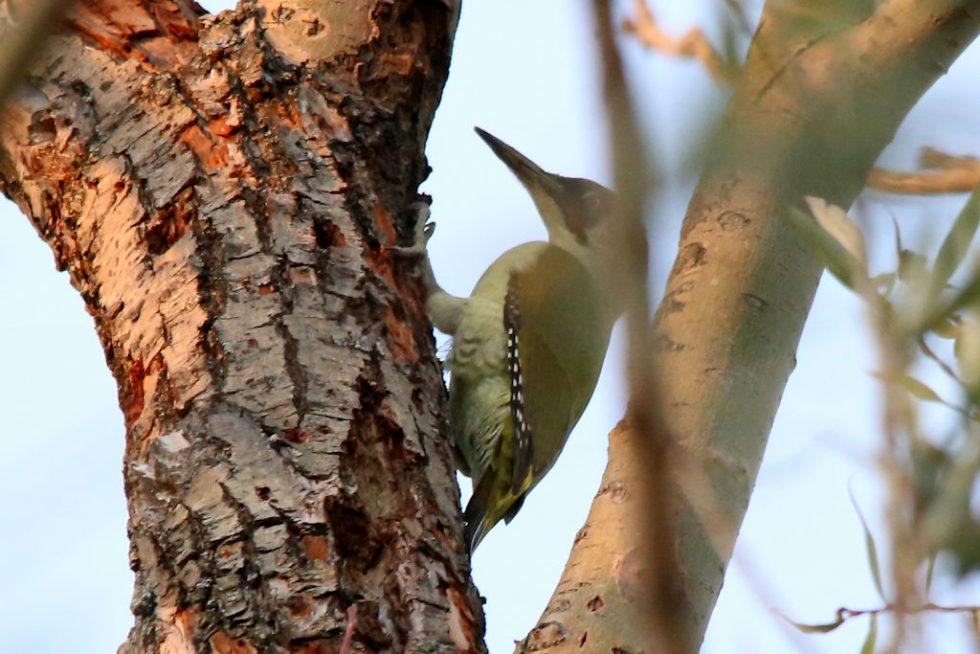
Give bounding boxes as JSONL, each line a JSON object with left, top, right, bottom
{"left": 623, "top": 0, "right": 739, "bottom": 86}
{"left": 524, "top": 1, "right": 980, "bottom": 651}
{"left": 869, "top": 148, "right": 980, "bottom": 194}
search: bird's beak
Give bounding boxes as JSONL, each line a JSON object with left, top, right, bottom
{"left": 474, "top": 127, "right": 562, "bottom": 198}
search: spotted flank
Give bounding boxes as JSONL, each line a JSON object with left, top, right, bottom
{"left": 505, "top": 275, "right": 533, "bottom": 494}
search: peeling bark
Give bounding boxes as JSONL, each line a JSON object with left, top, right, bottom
{"left": 0, "top": 1, "right": 482, "bottom": 652}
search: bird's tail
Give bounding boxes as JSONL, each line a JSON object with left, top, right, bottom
{"left": 463, "top": 478, "right": 493, "bottom": 551}
{"left": 463, "top": 476, "right": 528, "bottom": 551}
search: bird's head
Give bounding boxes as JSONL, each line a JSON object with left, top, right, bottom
{"left": 475, "top": 127, "right": 617, "bottom": 253}
{"left": 475, "top": 127, "right": 640, "bottom": 306}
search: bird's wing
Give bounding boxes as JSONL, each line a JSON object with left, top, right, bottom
{"left": 503, "top": 280, "right": 533, "bottom": 493}
{"left": 505, "top": 246, "right": 611, "bottom": 484}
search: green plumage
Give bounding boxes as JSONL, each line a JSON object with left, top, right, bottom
{"left": 449, "top": 242, "right": 613, "bottom": 549}
{"left": 397, "top": 127, "right": 630, "bottom": 550}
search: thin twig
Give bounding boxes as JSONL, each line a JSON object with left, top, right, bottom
{"left": 867, "top": 166, "right": 980, "bottom": 194}
{"left": 592, "top": 1, "right": 689, "bottom": 652}
{"left": 868, "top": 287, "right": 923, "bottom": 648}
{"left": 918, "top": 336, "right": 965, "bottom": 388}
{"left": 868, "top": 147, "right": 980, "bottom": 195}
{"left": 623, "top": 0, "right": 740, "bottom": 86}
{"left": 834, "top": 601, "right": 979, "bottom": 622}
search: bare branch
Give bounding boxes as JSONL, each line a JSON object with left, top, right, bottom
{"left": 789, "top": 602, "right": 980, "bottom": 633}
{"left": 623, "top": 0, "right": 739, "bottom": 86}
{"left": 586, "top": 0, "right": 687, "bottom": 650}
{"left": 869, "top": 148, "right": 980, "bottom": 195}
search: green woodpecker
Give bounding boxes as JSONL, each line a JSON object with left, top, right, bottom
{"left": 399, "top": 128, "right": 626, "bottom": 550}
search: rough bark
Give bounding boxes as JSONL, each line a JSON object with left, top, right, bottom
{"left": 521, "top": 1, "right": 980, "bottom": 651}
{"left": 0, "top": 1, "right": 481, "bottom": 652}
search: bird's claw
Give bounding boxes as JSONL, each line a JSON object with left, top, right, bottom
{"left": 390, "top": 201, "right": 436, "bottom": 256}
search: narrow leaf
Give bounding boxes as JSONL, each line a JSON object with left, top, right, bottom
{"left": 859, "top": 613, "right": 878, "bottom": 654}
{"left": 782, "top": 614, "right": 846, "bottom": 634}
{"left": 848, "top": 487, "right": 885, "bottom": 600}
{"left": 954, "top": 315, "right": 980, "bottom": 390}
{"left": 899, "top": 376, "right": 943, "bottom": 403}
{"left": 806, "top": 196, "right": 869, "bottom": 273}
{"left": 891, "top": 213, "right": 902, "bottom": 261}
{"left": 789, "top": 204, "right": 862, "bottom": 290}
{"left": 871, "top": 372, "right": 944, "bottom": 404}
{"left": 932, "top": 184, "right": 980, "bottom": 293}
{"left": 920, "top": 266, "right": 980, "bottom": 332}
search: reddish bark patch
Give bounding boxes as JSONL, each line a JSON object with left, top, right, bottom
{"left": 372, "top": 201, "right": 396, "bottom": 246}
{"left": 174, "top": 607, "right": 198, "bottom": 639}
{"left": 383, "top": 305, "right": 419, "bottom": 363}
{"left": 209, "top": 632, "right": 257, "bottom": 654}
{"left": 377, "top": 52, "right": 414, "bottom": 76}
{"left": 294, "top": 640, "right": 330, "bottom": 654}
{"left": 364, "top": 247, "right": 397, "bottom": 289}
{"left": 302, "top": 535, "right": 331, "bottom": 561}
{"left": 67, "top": 0, "right": 200, "bottom": 69}
{"left": 217, "top": 542, "right": 240, "bottom": 561}
{"left": 123, "top": 356, "right": 146, "bottom": 426}
{"left": 286, "top": 593, "right": 316, "bottom": 619}
{"left": 181, "top": 124, "right": 230, "bottom": 169}
{"left": 282, "top": 427, "right": 313, "bottom": 444}
{"left": 209, "top": 115, "right": 238, "bottom": 137}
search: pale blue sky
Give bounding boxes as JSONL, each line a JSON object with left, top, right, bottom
{"left": 1, "top": 2, "right": 977, "bottom": 653}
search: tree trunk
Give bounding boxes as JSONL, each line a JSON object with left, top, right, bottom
{"left": 521, "top": 1, "right": 980, "bottom": 651}
{"left": 0, "top": 1, "right": 482, "bottom": 652}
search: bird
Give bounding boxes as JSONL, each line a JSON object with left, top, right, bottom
{"left": 396, "top": 127, "right": 631, "bottom": 550}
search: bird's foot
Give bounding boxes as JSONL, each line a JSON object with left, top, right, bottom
{"left": 390, "top": 201, "right": 436, "bottom": 257}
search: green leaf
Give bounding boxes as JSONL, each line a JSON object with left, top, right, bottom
{"left": 932, "top": 185, "right": 980, "bottom": 294}
{"left": 920, "top": 267, "right": 980, "bottom": 333}
{"left": 849, "top": 487, "right": 885, "bottom": 600}
{"left": 783, "top": 614, "right": 846, "bottom": 634}
{"left": 953, "top": 315, "right": 980, "bottom": 392}
{"left": 871, "top": 372, "right": 943, "bottom": 404}
{"left": 899, "top": 376, "right": 943, "bottom": 403}
{"left": 789, "top": 203, "right": 865, "bottom": 290}
{"left": 859, "top": 613, "right": 878, "bottom": 654}
{"left": 807, "top": 196, "right": 869, "bottom": 270}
